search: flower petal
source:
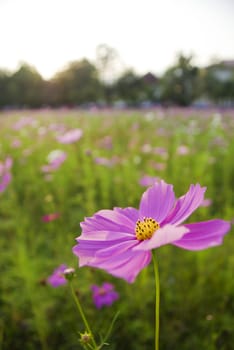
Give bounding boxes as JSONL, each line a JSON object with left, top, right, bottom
{"left": 114, "top": 207, "right": 139, "bottom": 222}
{"left": 96, "top": 239, "right": 139, "bottom": 258}
{"left": 172, "top": 219, "right": 231, "bottom": 250}
{"left": 78, "top": 230, "right": 134, "bottom": 241}
{"left": 162, "top": 184, "right": 206, "bottom": 226}
{"left": 73, "top": 236, "right": 128, "bottom": 266}
{"left": 139, "top": 180, "right": 175, "bottom": 223}
{"left": 74, "top": 236, "right": 151, "bottom": 283}
{"left": 133, "top": 224, "right": 188, "bottom": 251}
{"left": 92, "top": 250, "right": 152, "bottom": 283}
{"left": 81, "top": 209, "right": 135, "bottom": 234}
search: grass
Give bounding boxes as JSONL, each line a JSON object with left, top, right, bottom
{"left": 0, "top": 107, "right": 233, "bottom": 350}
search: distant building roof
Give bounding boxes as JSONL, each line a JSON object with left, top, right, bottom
{"left": 220, "top": 60, "right": 234, "bottom": 68}
{"left": 141, "top": 72, "right": 158, "bottom": 84}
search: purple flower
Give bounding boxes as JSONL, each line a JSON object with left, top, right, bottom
{"left": 91, "top": 282, "right": 119, "bottom": 308}
{"left": 73, "top": 180, "right": 230, "bottom": 283}
{"left": 57, "top": 129, "right": 83, "bottom": 144}
{"left": 42, "top": 212, "right": 60, "bottom": 222}
{"left": 47, "top": 264, "right": 68, "bottom": 287}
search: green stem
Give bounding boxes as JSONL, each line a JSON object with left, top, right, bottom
{"left": 99, "top": 311, "right": 120, "bottom": 349}
{"left": 152, "top": 251, "right": 160, "bottom": 350}
{"left": 69, "top": 281, "right": 98, "bottom": 349}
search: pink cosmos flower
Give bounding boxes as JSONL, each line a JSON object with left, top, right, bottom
{"left": 91, "top": 282, "right": 119, "bottom": 309}
{"left": 11, "top": 139, "right": 22, "bottom": 148}
{"left": 139, "top": 175, "right": 160, "bottom": 187}
{"left": 0, "top": 173, "right": 12, "bottom": 193}
{"left": 0, "top": 157, "right": 13, "bottom": 193}
{"left": 12, "top": 116, "right": 34, "bottom": 130}
{"left": 42, "top": 212, "right": 60, "bottom": 222}
{"left": 99, "top": 136, "right": 113, "bottom": 150}
{"left": 0, "top": 157, "right": 13, "bottom": 172}
{"left": 94, "top": 156, "right": 116, "bottom": 167}
{"left": 57, "top": 129, "right": 83, "bottom": 144}
{"left": 47, "top": 264, "right": 68, "bottom": 287}
{"left": 176, "top": 145, "right": 189, "bottom": 155}
{"left": 41, "top": 150, "right": 67, "bottom": 173}
{"left": 73, "top": 180, "right": 230, "bottom": 283}
{"left": 153, "top": 147, "right": 168, "bottom": 159}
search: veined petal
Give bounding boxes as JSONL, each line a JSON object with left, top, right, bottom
{"left": 81, "top": 209, "right": 135, "bottom": 234}
{"left": 172, "top": 219, "right": 231, "bottom": 250}
{"left": 162, "top": 184, "right": 206, "bottom": 226}
{"left": 108, "top": 251, "right": 152, "bottom": 283}
{"left": 133, "top": 224, "right": 188, "bottom": 251}
{"left": 73, "top": 231, "right": 136, "bottom": 266}
{"left": 77, "top": 230, "right": 135, "bottom": 241}
{"left": 96, "top": 239, "right": 139, "bottom": 258}
{"left": 139, "top": 180, "right": 175, "bottom": 223}
{"left": 73, "top": 239, "right": 118, "bottom": 266}
{"left": 90, "top": 249, "right": 152, "bottom": 283}
{"left": 114, "top": 207, "right": 139, "bottom": 222}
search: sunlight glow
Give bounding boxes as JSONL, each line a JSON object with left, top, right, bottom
{"left": 0, "top": 0, "right": 233, "bottom": 78}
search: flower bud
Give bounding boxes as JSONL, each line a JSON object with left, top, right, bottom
{"left": 79, "top": 331, "right": 92, "bottom": 345}
{"left": 63, "top": 267, "right": 75, "bottom": 281}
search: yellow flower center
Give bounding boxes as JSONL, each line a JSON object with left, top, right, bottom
{"left": 135, "top": 217, "right": 160, "bottom": 241}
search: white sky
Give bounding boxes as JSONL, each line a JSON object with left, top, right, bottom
{"left": 0, "top": 0, "right": 234, "bottom": 79}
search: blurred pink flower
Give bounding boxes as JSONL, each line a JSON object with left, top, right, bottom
{"left": 12, "top": 116, "right": 35, "bottom": 130}
{"left": 201, "top": 198, "right": 213, "bottom": 207}
{"left": 41, "top": 150, "right": 67, "bottom": 173}
{"left": 47, "top": 264, "right": 68, "bottom": 287}
{"left": 139, "top": 175, "right": 160, "bottom": 187}
{"left": 94, "top": 156, "right": 117, "bottom": 167}
{"left": 57, "top": 129, "right": 83, "bottom": 144}
{"left": 0, "top": 173, "right": 12, "bottom": 193}
{"left": 99, "top": 136, "right": 113, "bottom": 150}
{"left": 11, "top": 139, "right": 22, "bottom": 148}
{"left": 91, "top": 282, "right": 119, "bottom": 308}
{"left": 0, "top": 157, "right": 13, "bottom": 193}
{"left": 141, "top": 144, "right": 152, "bottom": 153}
{"left": 153, "top": 163, "right": 166, "bottom": 171}
{"left": 153, "top": 147, "right": 168, "bottom": 158}
{"left": 42, "top": 212, "right": 60, "bottom": 222}
{"left": 176, "top": 145, "right": 189, "bottom": 155}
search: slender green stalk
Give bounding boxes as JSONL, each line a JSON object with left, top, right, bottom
{"left": 99, "top": 311, "right": 120, "bottom": 349}
{"left": 152, "top": 251, "right": 160, "bottom": 350}
{"left": 69, "top": 282, "right": 98, "bottom": 349}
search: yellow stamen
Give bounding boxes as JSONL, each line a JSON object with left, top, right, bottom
{"left": 135, "top": 217, "right": 160, "bottom": 241}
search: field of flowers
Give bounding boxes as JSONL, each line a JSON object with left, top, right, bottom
{"left": 0, "top": 108, "right": 233, "bottom": 350}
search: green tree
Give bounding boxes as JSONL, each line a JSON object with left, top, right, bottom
{"left": 202, "top": 62, "right": 234, "bottom": 104}
{"left": 52, "top": 59, "right": 102, "bottom": 106}
{"left": 0, "top": 70, "right": 10, "bottom": 108}
{"left": 114, "top": 69, "right": 145, "bottom": 106}
{"left": 161, "top": 54, "right": 199, "bottom": 106}
{"left": 7, "top": 63, "right": 44, "bottom": 107}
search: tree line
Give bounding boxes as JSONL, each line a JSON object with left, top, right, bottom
{"left": 0, "top": 49, "right": 234, "bottom": 109}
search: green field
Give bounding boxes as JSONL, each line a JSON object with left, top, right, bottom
{"left": 0, "top": 108, "right": 233, "bottom": 350}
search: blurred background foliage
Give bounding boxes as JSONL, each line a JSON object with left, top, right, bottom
{"left": 0, "top": 45, "right": 234, "bottom": 109}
